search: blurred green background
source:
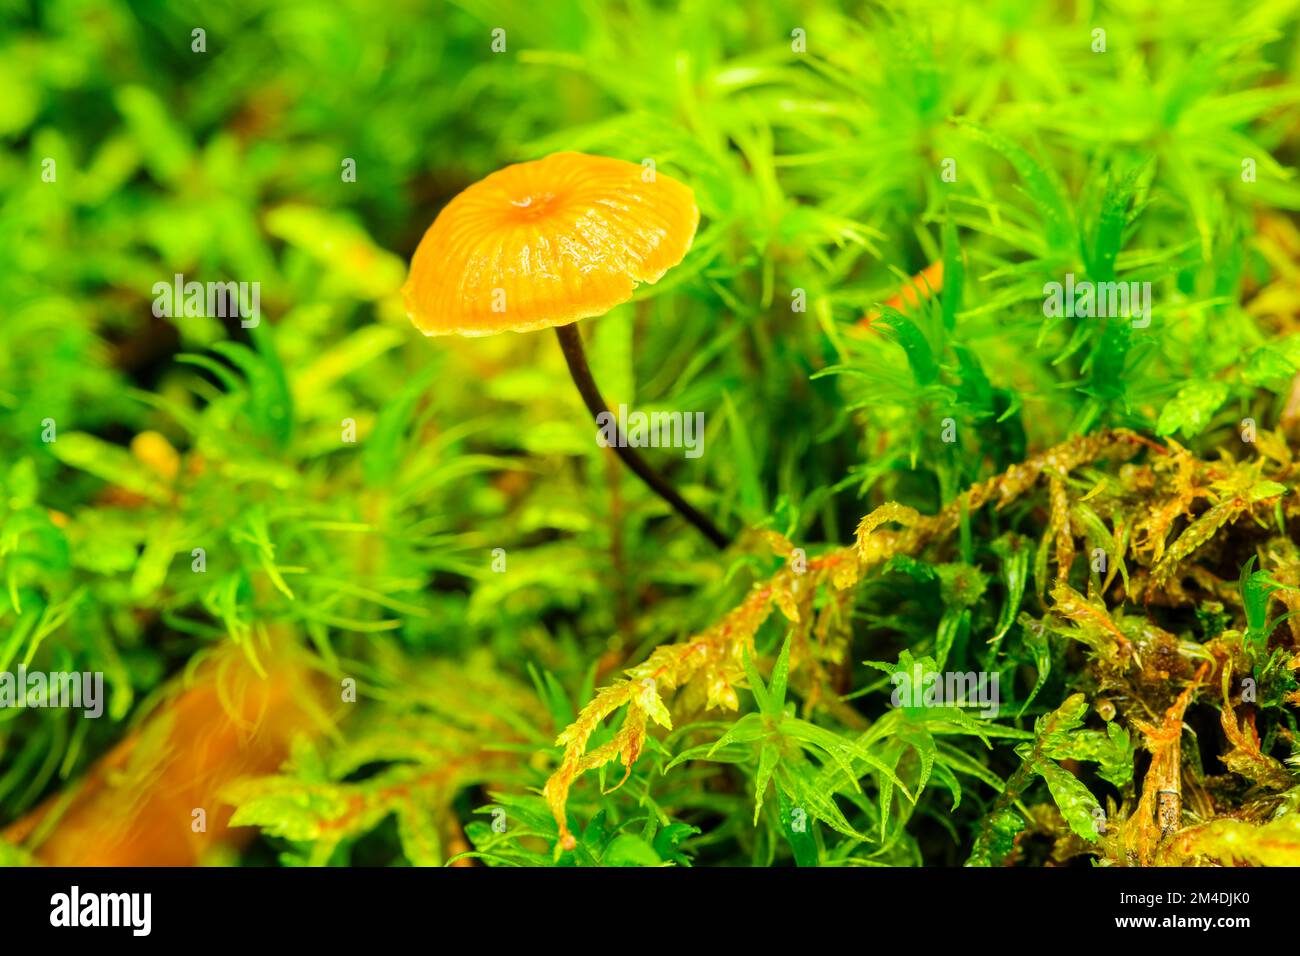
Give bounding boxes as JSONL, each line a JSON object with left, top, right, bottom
{"left": 2, "top": 0, "right": 1300, "bottom": 865}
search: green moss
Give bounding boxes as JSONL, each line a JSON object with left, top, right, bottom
{"left": 1, "top": 0, "right": 1299, "bottom": 867}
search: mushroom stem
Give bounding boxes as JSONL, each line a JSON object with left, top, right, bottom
{"left": 554, "top": 323, "right": 730, "bottom": 549}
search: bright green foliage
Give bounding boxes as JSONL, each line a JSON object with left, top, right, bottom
{"left": 2, "top": 0, "right": 1300, "bottom": 869}
{"left": 223, "top": 650, "right": 548, "bottom": 865}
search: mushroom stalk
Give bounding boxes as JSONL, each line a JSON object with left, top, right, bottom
{"left": 554, "top": 324, "right": 730, "bottom": 549}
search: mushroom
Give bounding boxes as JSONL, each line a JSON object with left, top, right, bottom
{"left": 402, "top": 151, "right": 729, "bottom": 548}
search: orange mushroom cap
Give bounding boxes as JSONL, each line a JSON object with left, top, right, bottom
{"left": 401, "top": 152, "right": 699, "bottom": 336}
